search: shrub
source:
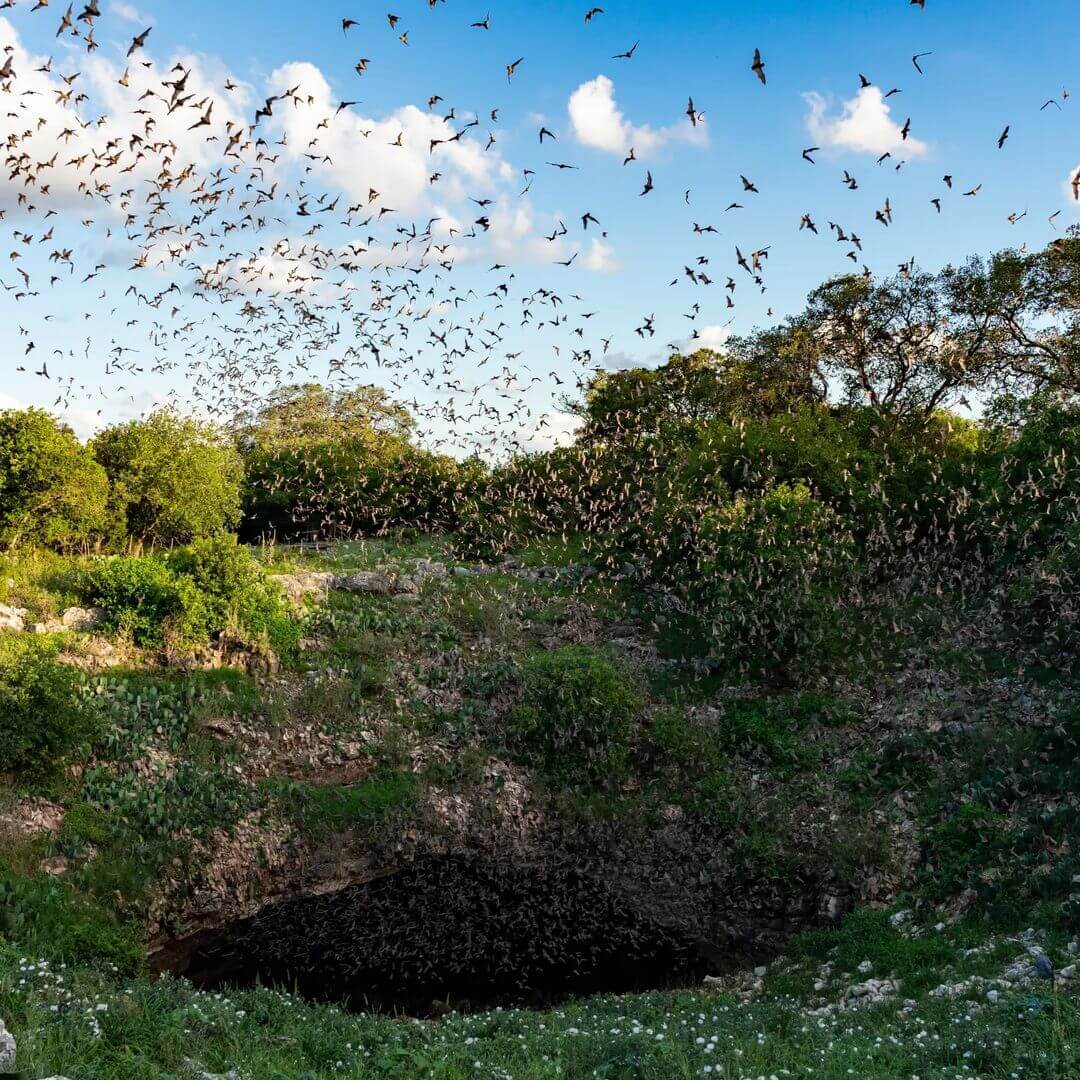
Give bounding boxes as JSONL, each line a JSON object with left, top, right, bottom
{"left": 506, "top": 646, "right": 640, "bottom": 784}
{"left": 83, "top": 555, "right": 210, "bottom": 650}
{"left": 84, "top": 540, "right": 298, "bottom": 655}
{"left": 241, "top": 438, "right": 484, "bottom": 542}
{"left": 0, "top": 637, "right": 100, "bottom": 774}
{"left": 649, "top": 483, "right": 859, "bottom": 675}
{"left": 92, "top": 410, "right": 242, "bottom": 547}
{"left": 167, "top": 535, "right": 297, "bottom": 653}
{"left": 0, "top": 408, "right": 111, "bottom": 551}
{"left": 1001, "top": 523, "right": 1080, "bottom": 667}
{"left": 976, "top": 402, "right": 1080, "bottom": 564}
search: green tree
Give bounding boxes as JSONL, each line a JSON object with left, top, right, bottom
{"left": 235, "top": 382, "right": 415, "bottom": 450}
{"left": 0, "top": 408, "right": 110, "bottom": 551}
{"left": 569, "top": 348, "right": 821, "bottom": 442}
{"left": 92, "top": 410, "right": 242, "bottom": 547}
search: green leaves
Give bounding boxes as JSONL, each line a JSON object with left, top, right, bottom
{"left": 0, "top": 635, "right": 100, "bottom": 775}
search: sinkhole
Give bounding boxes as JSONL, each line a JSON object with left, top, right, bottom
{"left": 169, "top": 855, "right": 709, "bottom": 1015}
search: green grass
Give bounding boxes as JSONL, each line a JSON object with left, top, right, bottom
{"left": 1, "top": 939, "right": 1077, "bottom": 1079}
{"left": 267, "top": 773, "right": 420, "bottom": 843}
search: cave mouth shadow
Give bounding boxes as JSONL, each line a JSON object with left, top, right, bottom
{"left": 178, "top": 855, "right": 709, "bottom": 1016}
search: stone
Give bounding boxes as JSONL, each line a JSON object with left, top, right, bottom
{"left": 0, "top": 797, "right": 65, "bottom": 839}
{"left": 0, "top": 603, "right": 26, "bottom": 632}
{"left": 334, "top": 570, "right": 418, "bottom": 596}
{"left": 411, "top": 560, "right": 448, "bottom": 581}
{"left": 889, "top": 909, "right": 912, "bottom": 929}
{"left": 60, "top": 605, "right": 106, "bottom": 632}
{"left": 856, "top": 959, "right": 873, "bottom": 974}
{"left": 269, "top": 571, "right": 336, "bottom": 606}
{"left": 0, "top": 1016, "right": 14, "bottom": 1071}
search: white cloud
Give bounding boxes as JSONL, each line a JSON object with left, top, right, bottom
{"left": 514, "top": 410, "right": 582, "bottom": 452}
{"left": 803, "top": 86, "right": 928, "bottom": 158}
{"left": 687, "top": 324, "right": 731, "bottom": 351}
{"left": 1064, "top": 164, "right": 1080, "bottom": 211}
{"left": 267, "top": 61, "right": 511, "bottom": 216}
{"left": 568, "top": 74, "right": 707, "bottom": 157}
{"left": 582, "top": 238, "right": 620, "bottom": 274}
{"left": 110, "top": 1, "right": 151, "bottom": 23}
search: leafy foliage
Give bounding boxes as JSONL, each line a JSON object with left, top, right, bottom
{"left": 648, "top": 483, "right": 859, "bottom": 674}
{"left": 82, "top": 538, "right": 296, "bottom": 653}
{"left": 92, "top": 409, "right": 242, "bottom": 547}
{"left": 0, "top": 408, "right": 110, "bottom": 551}
{"left": 507, "top": 646, "right": 640, "bottom": 783}
{"left": 0, "top": 636, "right": 100, "bottom": 775}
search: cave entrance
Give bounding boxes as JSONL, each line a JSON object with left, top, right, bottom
{"left": 174, "top": 855, "right": 707, "bottom": 1015}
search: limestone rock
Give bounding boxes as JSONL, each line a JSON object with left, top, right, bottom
{"left": 0, "top": 603, "right": 26, "bottom": 632}
{"left": 0, "top": 797, "right": 65, "bottom": 839}
{"left": 0, "top": 1016, "right": 15, "bottom": 1071}
{"left": 334, "top": 570, "right": 418, "bottom": 596}
{"left": 411, "top": 559, "right": 448, "bottom": 582}
{"left": 61, "top": 605, "right": 106, "bottom": 632}
{"left": 40, "top": 855, "right": 69, "bottom": 876}
{"left": 184, "top": 1057, "right": 240, "bottom": 1079}
{"left": 269, "top": 571, "right": 336, "bottom": 606}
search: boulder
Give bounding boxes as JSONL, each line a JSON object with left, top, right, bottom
{"left": 411, "top": 560, "right": 448, "bottom": 582}
{"left": 184, "top": 1058, "right": 240, "bottom": 1080}
{"left": 61, "top": 606, "right": 106, "bottom": 632}
{"left": 269, "top": 571, "right": 336, "bottom": 606}
{"left": 334, "top": 570, "right": 418, "bottom": 596}
{"left": 0, "top": 1016, "right": 14, "bottom": 1071}
{"left": 0, "top": 603, "right": 26, "bottom": 632}
{"left": 0, "top": 797, "right": 65, "bottom": 838}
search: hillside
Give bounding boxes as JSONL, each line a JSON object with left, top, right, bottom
{"left": 1, "top": 514, "right": 1079, "bottom": 1076}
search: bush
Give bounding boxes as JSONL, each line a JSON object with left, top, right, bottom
{"left": 0, "top": 637, "right": 100, "bottom": 774}
{"left": 0, "top": 408, "right": 111, "bottom": 551}
{"left": 167, "top": 535, "right": 297, "bottom": 653}
{"left": 83, "top": 555, "right": 210, "bottom": 650}
{"left": 649, "top": 483, "right": 860, "bottom": 675}
{"left": 506, "top": 646, "right": 640, "bottom": 784}
{"left": 93, "top": 410, "right": 242, "bottom": 547}
{"left": 1001, "top": 523, "right": 1080, "bottom": 667}
{"left": 84, "top": 540, "right": 297, "bottom": 654}
{"left": 241, "top": 438, "right": 484, "bottom": 542}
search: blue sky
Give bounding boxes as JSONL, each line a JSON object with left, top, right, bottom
{"left": 0, "top": 0, "right": 1077, "bottom": 452}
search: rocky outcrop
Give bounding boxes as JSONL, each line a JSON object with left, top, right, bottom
{"left": 334, "top": 569, "right": 417, "bottom": 596}
{"left": 0, "top": 603, "right": 26, "bottom": 631}
{"left": 61, "top": 605, "right": 106, "bottom": 631}
{"left": 269, "top": 570, "right": 337, "bottom": 606}
{"left": 0, "top": 796, "right": 65, "bottom": 839}
{"left": 0, "top": 1016, "right": 15, "bottom": 1072}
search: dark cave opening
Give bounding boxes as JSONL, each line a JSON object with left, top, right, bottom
{"left": 174, "top": 856, "right": 709, "bottom": 1015}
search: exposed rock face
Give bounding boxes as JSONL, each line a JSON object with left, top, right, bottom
{"left": 0, "top": 796, "right": 65, "bottom": 839}
{"left": 0, "top": 1016, "right": 15, "bottom": 1071}
{"left": 334, "top": 569, "right": 418, "bottom": 596}
{"left": 61, "top": 605, "right": 106, "bottom": 631}
{"left": 269, "top": 571, "right": 336, "bottom": 606}
{"left": 0, "top": 603, "right": 26, "bottom": 631}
